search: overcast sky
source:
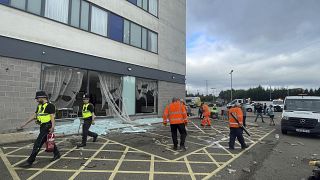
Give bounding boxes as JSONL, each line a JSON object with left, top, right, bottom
{"left": 186, "top": 0, "right": 320, "bottom": 95}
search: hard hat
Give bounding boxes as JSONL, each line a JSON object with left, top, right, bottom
{"left": 83, "top": 94, "right": 90, "bottom": 99}
{"left": 35, "top": 90, "right": 48, "bottom": 99}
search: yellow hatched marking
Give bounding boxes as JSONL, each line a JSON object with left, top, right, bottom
{"left": 109, "top": 147, "right": 129, "bottom": 180}
{"left": 203, "top": 129, "right": 275, "bottom": 180}
{"left": 0, "top": 148, "right": 21, "bottom": 180}
{"left": 68, "top": 140, "right": 110, "bottom": 180}
{"left": 203, "top": 149, "right": 221, "bottom": 168}
{"left": 5, "top": 143, "right": 33, "bottom": 155}
{"left": 27, "top": 143, "right": 79, "bottom": 180}
{"left": 12, "top": 140, "right": 64, "bottom": 167}
{"left": 149, "top": 155, "right": 155, "bottom": 180}
{"left": 184, "top": 157, "right": 196, "bottom": 180}
{"left": 100, "top": 137, "right": 169, "bottom": 161}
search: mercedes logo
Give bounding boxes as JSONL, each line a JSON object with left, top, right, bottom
{"left": 300, "top": 119, "right": 306, "bottom": 124}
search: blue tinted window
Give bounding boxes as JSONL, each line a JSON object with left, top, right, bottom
{"left": 0, "top": 0, "right": 9, "bottom": 4}
{"left": 108, "top": 13, "right": 124, "bottom": 42}
{"left": 128, "top": 0, "right": 137, "bottom": 5}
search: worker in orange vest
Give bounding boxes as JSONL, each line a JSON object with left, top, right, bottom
{"left": 163, "top": 97, "right": 188, "bottom": 151}
{"left": 228, "top": 103, "right": 248, "bottom": 150}
{"left": 201, "top": 103, "right": 211, "bottom": 126}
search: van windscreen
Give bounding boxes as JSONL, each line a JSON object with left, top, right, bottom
{"left": 285, "top": 99, "right": 320, "bottom": 112}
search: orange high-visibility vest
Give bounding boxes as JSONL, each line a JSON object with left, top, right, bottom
{"left": 202, "top": 104, "right": 210, "bottom": 117}
{"left": 163, "top": 101, "right": 187, "bottom": 124}
{"left": 228, "top": 107, "right": 243, "bottom": 128}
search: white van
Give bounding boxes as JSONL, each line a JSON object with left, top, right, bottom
{"left": 272, "top": 99, "right": 284, "bottom": 112}
{"left": 227, "top": 99, "right": 244, "bottom": 108}
{"left": 281, "top": 96, "right": 320, "bottom": 135}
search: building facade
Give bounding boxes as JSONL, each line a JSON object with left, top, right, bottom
{"left": 0, "top": 0, "right": 186, "bottom": 132}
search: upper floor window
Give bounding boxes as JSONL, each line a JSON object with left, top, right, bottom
{"left": 149, "top": 0, "right": 158, "bottom": 16}
{"left": 1, "top": 0, "right": 158, "bottom": 53}
{"left": 108, "top": 13, "right": 124, "bottom": 42}
{"left": 45, "top": 0, "right": 69, "bottom": 24}
{"left": 27, "top": 0, "right": 42, "bottom": 15}
{"left": 11, "top": 0, "right": 25, "bottom": 10}
{"left": 70, "top": 0, "right": 80, "bottom": 27}
{"left": 128, "top": 0, "right": 158, "bottom": 17}
{"left": 80, "top": 1, "right": 90, "bottom": 31}
{"left": 91, "top": 6, "right": 108, "bottom": 37}
{"left": 0, "top": 0, "right": 9, "bottom": 5}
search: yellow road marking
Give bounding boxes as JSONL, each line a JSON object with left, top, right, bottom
{"left": 149, "top": 155, "right": 155, "bottom": 180}
{"left": 203, "top": 149, "right": 221, "bottom": 168}
{"left": 0, "top": 148, "right": 21, "bottom": 180}
{"left": 5, "top": 143, "right": 33, "bottom": 155}
{"left": 203, "top": 129, "right": 275, "bottom": 180}
{"left": 68, "top": 140, "right": 110, "bottom": 180}
{"left": 184, "top": 157, "right": 196, "bottom": 180}
{"left": 109, "top": 147, "right": 129, "bottom": 180}
{"left": 26, "top": 142, "right": 79, "bottom": 180}
{"left": 100, "top": 137, "right": 170, "bottom": 161}
{"left": 12, "top": 140, "right": 64, "bottom": 167}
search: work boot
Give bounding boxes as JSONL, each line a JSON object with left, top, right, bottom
{"left": 19, "top": 161, "right": 32, "bottom": 168}
{"left": 93, "top": 135, "right": 98, "bottom": 142}
{"left": 180, "top": 146, "right": 187, "bottom": 152}
{"left": 51, "top": 154, "right": 61, "bottom": 162}
{"left": 241, "top": 145, "right": 249, "bottom": 150}
{"left": 77, "top": 143, "right": 86, "bottom": 148}
{"left": 173, "top": 145, "right": 178, "bottom": 151}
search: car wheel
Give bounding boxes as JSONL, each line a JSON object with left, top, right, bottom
{"left": 247, "top": 108, "right": 252, "bottom": 112}
{"left": 281, "top": 129, "right": 287, "bottom": 134}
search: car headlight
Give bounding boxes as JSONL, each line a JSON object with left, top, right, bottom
{"left": 282, "top": 116, "right": 289, "bottom": 120}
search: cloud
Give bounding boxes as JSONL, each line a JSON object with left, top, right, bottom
{"left": 186, "top": 0, "right": 320, "bottom": 94}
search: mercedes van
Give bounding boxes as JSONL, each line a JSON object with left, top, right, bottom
{"left": 281, "top": 96, "right": 320, "bottom": 135}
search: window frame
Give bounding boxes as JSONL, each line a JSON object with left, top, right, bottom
{"left": 0, "top": 0, "right": 158, "bottom": 54}
{"left": 126, "top": 0, "right": 159, "bottom": 18}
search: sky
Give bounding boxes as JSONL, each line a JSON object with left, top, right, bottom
{"left": 186, "top": 0, "right": 320, "bottom": 95}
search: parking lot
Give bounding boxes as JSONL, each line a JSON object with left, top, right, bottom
{"left": 0, "top": 117, "right": 275, "bottom": 180}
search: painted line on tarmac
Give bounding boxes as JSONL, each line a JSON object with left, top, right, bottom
{"left": 109, "top": 147, "right": 130, "bottom": 180}
{"left": 68, "top": 140, "right": 110, "bottom": 180}
{"left": 202, "top": 129, "right": 276, "bottom": 180}
{"left": 12, "top": 140, "right": 64, "bottom": 167}
{"left": 0, "top": 148, "right": 21, "bottom": 180}
{"left": 26, "top": 142, "right": 79, "bottom": 180}
{"left": 99, "top": 136, "right": 170, "bottom": 161}
{"left": 149, "top": 155, "right": 155, "bottom": 180}
{"left": 203, "top": 148, "right": 221, "bottom": 168}
{"left": 184, "top": 157, "right": 196, "bottom": 180}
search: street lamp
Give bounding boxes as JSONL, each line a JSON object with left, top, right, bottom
{"left": 211, "top": 88, "right": 216, "bottom": 102}
{"left": 229, "top": 70, "right": 234, "bottom": 101}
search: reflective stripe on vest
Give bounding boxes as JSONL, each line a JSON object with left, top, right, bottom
{"left": 82, "top": 104, "right": 92, "bottom": 118}
{"left": 37, "top": 103, "right": 51, "bottom": 124}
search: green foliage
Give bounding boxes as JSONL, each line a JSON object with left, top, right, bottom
{"left": 187, "top": 86, "right": 320, "bottom": 102}
{"left": 217, "top": 86, "right": 320, "bottom": 101}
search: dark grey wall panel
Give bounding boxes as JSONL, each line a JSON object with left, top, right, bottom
{"left": 0, "top": 36, "right": 185, "bottom": 84}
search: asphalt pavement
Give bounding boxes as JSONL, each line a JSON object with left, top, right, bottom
{"left": 0, "top": 111, "right": 319, "bottom": 180}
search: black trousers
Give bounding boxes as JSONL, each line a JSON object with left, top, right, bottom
{"left": 170, "top": 124, "right": 187, "bottom": 147}
{"left": 243, "top": 116, "right": 246, "bottom": 127}
{"left": 27, "top": 122, "right": 60, "bottom": 164}
{"left": 229, "top": 128, "right": 247, "bottom": 149}
{"left": 82, "top": 118, "right": 98, "bottom": 144}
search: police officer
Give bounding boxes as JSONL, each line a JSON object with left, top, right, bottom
{"left": 163, "top": 97, "right": 188, "bottom": 151}
{"left": 19, "top": 90, "right": 60, "bottom": 167}
{"left": 228, "top": 103, "right": 248, "bottom": 150}
{"left": 77, "top": 94, "right": 98, "bottom": 148}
